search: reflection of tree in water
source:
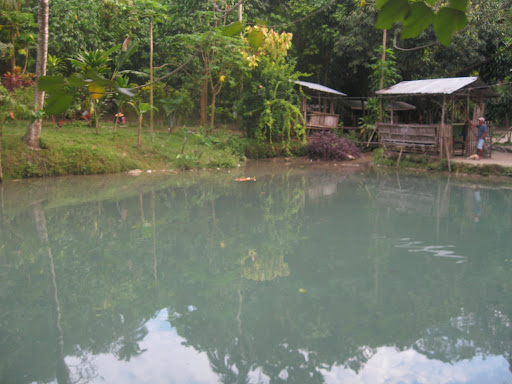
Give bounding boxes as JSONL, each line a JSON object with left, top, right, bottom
{"left": 165, "top": 172, "right": 312, "bottom": 382}
{"left": 1, "top": 171, "right": 512, "bottom": 383}
{"left": 114, "top": 323, "right": 148, "bottom": 361}
{"left": 241, "top": 248, "right": 290, "bottom": 281}
{"left": 239, "top": 173, "right": 305, "bottom": 281}
{"left": 171, "top": 173, "right": 512, "bottom": 382}
{"left": 32, "top": 202, "right": 71, "bottom": 384}
{"left": 207, "top": 349, "right": 251, "bottom": 384}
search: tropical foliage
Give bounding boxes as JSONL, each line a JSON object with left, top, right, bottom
{"left": 1, "top": 0, "right": 512, "bottom": 148}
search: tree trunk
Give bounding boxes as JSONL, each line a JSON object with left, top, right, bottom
{"left": 10, "top": 30, "right": 16, "bottom": 73}
{"left": 0, "top": 127, "right": 3, "bottom": 182}
{"left": 149, "top": 20, "right": 154, "bottom": 133}
{"left": 200, "top": 78, "right": 208, "bottom": 126}
{"left": 210, "top": 92, "right": 217, "bottom": 131}
{"left": 138, "top": 116, "right": 143, "bottom": 147}
{"left": 24, "top": 0, "right": 49, "bottom": 150}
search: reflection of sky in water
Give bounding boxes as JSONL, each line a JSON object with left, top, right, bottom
{"left": 395, "top": 238, "right": 467, "bottom": 263}
{"left": 64, "top": 309, "right": 512, "bottom": 384}
{"left": 320, "top": 348, "right": 511, "bottom": 384}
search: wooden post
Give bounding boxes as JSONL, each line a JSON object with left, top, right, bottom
{"left": 379, "top": 30, "right": 387, "bottom": 122}
{"left": 302, "top": 96, "right": 308, "bottom": 134}
{"left": 441, "top": 95, "right": 452, "bottom": 172}
{"left": 441, "top": 95, "right": 446, "bottom": 157}
{"left": 390, "top": 97, "right": 395, "bottom": 123}
{"left": 451, "top": 96, "right": 455, "bottom": 124}
{"left": 466, "top": 93, "right": 471, "bottom": 124}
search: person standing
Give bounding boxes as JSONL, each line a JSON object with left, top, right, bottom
{"left": 468, "top": 117, "right": 488, "bottom": 159}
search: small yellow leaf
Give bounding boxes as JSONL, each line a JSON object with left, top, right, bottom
{"left": 219, "top": 75, "right": 226, "bottom": 83}
{"left": 299, "top": 288, "right": 306, "bottom": 293}
{"left": 220, "top": 241, "right": 225, "bottom": 248}
{"left": 88, "top": 83, "right": 104, "bottom": 99}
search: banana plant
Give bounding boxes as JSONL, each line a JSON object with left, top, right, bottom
{"left": 113, "top": 76, "right": 133, "bottom": 132}
{"left": 38, "top": 43, "right": 137, "bottom": 120}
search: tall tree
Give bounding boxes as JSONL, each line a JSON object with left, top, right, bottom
{"left": 23, "top": 0, "right": 48, "bottom": 149}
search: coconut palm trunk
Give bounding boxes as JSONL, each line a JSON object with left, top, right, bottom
{"left": 24, "top": 0, "right": 49, "bottom": 149}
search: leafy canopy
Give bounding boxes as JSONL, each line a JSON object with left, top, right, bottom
{"left": 376, "top": 0, "right": 469, "bottom": 46}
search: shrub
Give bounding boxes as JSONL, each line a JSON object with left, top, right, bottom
{"left": 1, "top": 67, "right": 34, "bottom": 92}
{"left": 224, "top": 135, "right": 248, "bottom": 158}
{"left": 244, "top": 141, "right": 277, "bottom": 159}
{"left": 174, "top": 153, "right": 197, "bottom": 170}
{"left": 206, "top": 148, "right": 239, "bottom": 168}
{"left": 306, "top": 131, "right": 360, "bottom": 161}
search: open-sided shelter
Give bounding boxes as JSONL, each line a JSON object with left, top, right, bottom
{"left": 375, "top": 77, "right": 498, "bottom": 159}
{"left": 344, "top": 99, "right": 416, "bottom": 126}
{"left": 295, "top": 81, "right": 346, "bottom": 135}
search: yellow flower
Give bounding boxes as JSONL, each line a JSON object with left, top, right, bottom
{"left": 219, "top": 75, "right": 226, "bottom": 83}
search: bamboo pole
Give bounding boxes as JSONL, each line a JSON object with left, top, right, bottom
{"left": 379, "top": 30, "right": 387, "bottom": 123}
{"left": 149, "top": 20, "right": 154, "bottom": 133}
{"left": 442, "top": 95, "right": 452, "bottom": 172}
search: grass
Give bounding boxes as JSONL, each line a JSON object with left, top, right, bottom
{"left": 6, "top": 121, "right": 512, "bottom": 181}
{"left": 1, "top": 120, "right": 250, "bottom": 180}
{"left": 1, "top": 119, "right": 309, "bottom": 180}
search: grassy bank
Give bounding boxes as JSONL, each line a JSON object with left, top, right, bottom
{"left": 0, "top": 120, "right": 308, "bottom": 180}
{"left": 6, "top": 121, "right": 511, "bottom": 181}
{"left": 373, "top": 148, "right": 512, "bottom": 177}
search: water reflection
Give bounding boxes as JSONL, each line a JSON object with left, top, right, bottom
{"left": 0, "top": 165, "right": 511, "bottom": 384}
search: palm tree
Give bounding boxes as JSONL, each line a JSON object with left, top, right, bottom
{"left": 23, "top": 0, "right": 48, "bottom": 150}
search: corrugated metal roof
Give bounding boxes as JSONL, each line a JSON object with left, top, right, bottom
{"left": 295, "top": 80, "right": 347, "bottom": 96}
{"left": 376, "top": 77, "right": 498, "bottom": 98}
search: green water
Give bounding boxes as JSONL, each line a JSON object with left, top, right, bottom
{"left": 1, "top": 162, "right": 511, "bottom": 384}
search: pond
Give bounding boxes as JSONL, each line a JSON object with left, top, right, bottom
{"left": 1, "top": 161, "right": 511, "bottom": 384}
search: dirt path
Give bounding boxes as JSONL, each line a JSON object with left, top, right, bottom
{"left": 451, "top": 147, "right": 512, "bottom": 168}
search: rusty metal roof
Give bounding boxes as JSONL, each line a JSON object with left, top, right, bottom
{"left": 376, "top": 77, "right": 498, "bottom": 98}
{"left": 295, "top": 81, "right": 347, "bottom": 96}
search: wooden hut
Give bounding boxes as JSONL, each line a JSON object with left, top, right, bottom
{"left": 295, "top": 81, "right": 346, "bottom": 135}
{"left": 375, "top": 77, "right": 498, "bottom": 159}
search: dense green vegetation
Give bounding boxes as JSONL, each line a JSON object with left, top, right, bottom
{"left": 1, "top": 0, "right": 512, "bottom": 179}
